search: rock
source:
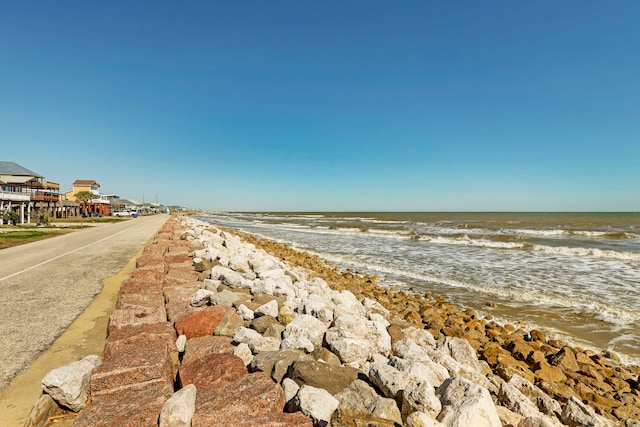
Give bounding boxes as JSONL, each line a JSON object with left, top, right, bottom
{"left": 293, "top": 385, "right": 339, "bottom": 426}
{"left": 255, "top": 300, "right": 279, "bottom": 318}
{"left": 159, "top": 384, "right": 197, "bottom": 427}
{"left": 325, "top": 314, "right": 390, "bottom": 367}
{"left": 438, "top": 336, "right": 482, "bottom": 372}
{"left": 181, "top": 335, "right": 235, "bottom": 365}
{"left": 498, "top": 382, "right": 548, "bottom": 420}
{"left": 389, "top": 356, "right": 450, "bottom": 388}
{"left": 330, "top": 408, "right": 398, "bottom": 427}
{"left": 548, "top": 347, "right": 580, "bottom": 372}
{"left": 41, "top": 355, "right": 101, "bottom": 411}
{"left": 211, "top": 265, "right": 250, "bottom": 289}
{"left": 237, "top": 304, "right": 255, "bottom": 321}
{"left": 178, "top": 353, "right": 247, "bottom": 388}
{"left": 561, "top": 396, "right": 613, "bottom": 427}
{"left": 250, "top": 349, "right": 314, "bottom": 383}
{"left": 174, "top": 305, "right": 235, "bottom": 339}
{"left": 436, "top": 376, "right": 501, "bottom": 427}
{"left": 263, "top": 323, "right": 285, "bottom": 340}
{"left": 369, "top": 359, "right": 409, "bottom": 401}
{"left": 281, "top": 314, "right": 328, "bottom": 352}
{"left": 190, "top": 289, "right": 215, "bottom": 307}
{"left": 215, "top": 313, "right": 245, "bottom": 337}
{"left": 193, "top": 372, "right": 312, "bottom": 426}
{"left": 314, "top": 347, "right": 342, "bottom": 366}
{"left": 302, "top": 294, "right": 336, "bottom": 324}
{"left": 176, "top": 334, "right": 187, "bottom": 353}
{"left": 252, "top": 315, "right": 281, "bottom": 334}
{"left": 508, "top": 375, "right": 562, "bottom": 418}
{"left": 405, "top": 411, "right": 445, "bottom": 427}
{"left": 234, "top": 343, "right": 253, "bottom": 366}
{"left": 403, "top": 326, "right": 437, "bottom": 351}
{"left": 249, "top": 336, "right": 282, "bottom": 353}
{"left": 533, "top": 361, "right": 568, "bottom": 383}
{"left": 362, "top": 297, "right": 391, "bottom": 318}
{"left": 210, "top": 289, "right": 241, "bottom": 306}
{"left": 289, "top": 360, "right": 361, "bottom": 395}
{"left": 282, "top": 377, "right": 300, "bottom": 403}
{"left": 401, "top": 378, "right": 442, "bottom": 419}
{"left": 24, "top": 393, "right": 59, "bottom": 427}
{"left": 332, "top": 290, "right": 367, "bottom": 317}
{"left": 233, "top": 327, "right": 263, "bottom": 345}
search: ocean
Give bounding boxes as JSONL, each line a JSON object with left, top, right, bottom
{"left": 196, "top": 212, "right": 640, "bottom": 364}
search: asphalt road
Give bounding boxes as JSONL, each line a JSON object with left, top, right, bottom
{"left": 0, "top": 215, "right": 169, "bottom": 391}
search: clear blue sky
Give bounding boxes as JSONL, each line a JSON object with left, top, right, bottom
{"left": 1, "top": 1, "right": 638, "bottom": 211}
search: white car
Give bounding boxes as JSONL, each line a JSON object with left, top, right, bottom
{"left": 113, "top": 210, "right": 131, "bottom": 217}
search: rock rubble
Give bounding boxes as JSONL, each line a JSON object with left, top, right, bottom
{"left": 29, "top": 215, "right": 640, "bottom": 426}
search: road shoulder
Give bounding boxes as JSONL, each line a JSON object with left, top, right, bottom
{"left": 0, "top": 246, "right": 143, "bottom": 426}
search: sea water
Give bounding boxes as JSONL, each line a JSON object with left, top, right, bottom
{"left": 197, "top": 212, "right": 640, "bottom": 364}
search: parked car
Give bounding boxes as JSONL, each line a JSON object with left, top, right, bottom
{"left": 113, "top": 210, "right": 131, "bottom": 217}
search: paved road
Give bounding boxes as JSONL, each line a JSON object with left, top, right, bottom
{"left": 0, "top": 215, "right": 169, "bottom": 391}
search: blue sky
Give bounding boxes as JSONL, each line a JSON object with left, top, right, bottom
{"left": 1, "top": 1, "right": 638, "bottom": 211}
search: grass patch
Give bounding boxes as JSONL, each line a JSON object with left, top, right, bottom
{"left": 0, "top": 229, "right": 73, "bottom": 249}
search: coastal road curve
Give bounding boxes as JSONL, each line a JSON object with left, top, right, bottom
{"left": 0, "top": 214, "right": 169, "bottom": 391}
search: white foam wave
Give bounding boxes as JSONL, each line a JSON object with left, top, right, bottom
{"left": 531, "top": 244, "right": 640, "bottom": 262}
{"left": 513, "top": 228, "right": 566, "bottom": 236}
{"left": 422, "top": 235, "right": 525, "bottom": 250}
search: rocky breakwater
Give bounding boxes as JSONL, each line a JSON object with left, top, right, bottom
{"left": 29, "top": 215, "right": 640, "bottom": 426}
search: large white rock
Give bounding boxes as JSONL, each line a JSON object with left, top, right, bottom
{"left": 498, "top": 382, "right": 548, "bottom": 421}
{"left": 335, "top": 379, "right": 402, "bottom": 425}
{"left": 237, "top": 304, "right": 255, "bottom": 321}
{"left": 325, "top": 314, "right": 391, "bottom": 367}
{"left": 282, "top": 377, "right": 300, "bottom": 402}
{"left": 302, "top": 294, "right": 335, "bottom": 324}
{"left": 436, "top": 376, "right": 501, "bottom": 427}
{"left": 389, "top": 356, "right": 450, "bottom": 389}
{"left": 232, "top": 327, "right": 263, "bottom": 344}
{"left": 332, "top": 290, "right": 367, "bottom": 317}
{"left": 406, "top": 411, "right": 446, "bottom": 427}
{"left": 403, "top": 326, "right": 437, "bottom": 351}
{"left": 369, "top": 360, "right": 409, "bottom": 400}
{"left": 254, "top": 300, "right": 279, "bottom": 318}
{"left": 393, "top": 337, "right": 432, "bottom": 361}
{"left": 211, "top": 265, "right": 250, "bottom": 289}
{"left": 228, "top": 255, "right": 252, "bottom": 273}
{"left": 561, "top": 396, "right": 613, "bottom": 427}
{"left": 190, "top": 289, "right": 215, "bottom": 307}
{"left": 159, "top": 384, "right": 197, "bottom": 427}
{"left": 402, "top": 378, "right": 442, "bottom": 419}
{"left": 41, "top": 355, "right": 101, "bottom": 411}
{"left": 293, "top": 385, "right": 339, "bottom": 425}
{"left": 282, "top": 314, "right": 327, "bottom": 350}
{"left": 438, "top": 336, "right": 482, "bottom": 372}
{"left": 362, "top": 297, "right": 391, "bottom": 318}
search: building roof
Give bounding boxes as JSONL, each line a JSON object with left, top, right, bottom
{"left": 0, "top": 175, "right": 43, "bottom": 186}
{"left": 0, "top": 161, "right": 43, "bottom": 178}
{"left": 73, "top": 180, "right": 100, "bottom": 187}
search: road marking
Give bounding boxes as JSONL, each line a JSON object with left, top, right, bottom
{"left": 0, "top": 219, "right": 153, "bottom": 283}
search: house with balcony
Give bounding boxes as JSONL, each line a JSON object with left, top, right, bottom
{"left": 0, "top": 161, "right": 60, "bottom": 224}
{"left": 63, "top": 180, "right": 111, "bottom": 217}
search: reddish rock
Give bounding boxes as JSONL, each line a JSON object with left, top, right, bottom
{"left": 175, "top": 305, "right": 235, "bottom": 339}
{"left": 164, "top": 284, "right": 201, "bottom": 322}
{"left": 135, "top": 255, "right": 165, "bottom": 270}
{"left": 193, "top": 372, "right": 295, "bottom": 426}
{"left": 179, "top": 353, "right": 248, "bottom": 389}
{"left": 130, "top": 266, "right": 166, "bottom": 281}
{"left": 116, "top": 293, "right": 166, "bottom": 311}
{"left": 182, "top": 335, "right": 235, "bottom": 365}
{"left": 107, "top": 305, "right": 167, "bottom": 334}
{"left": 74, "top": 384, "right": 171, "bottom": 427}
{"left": 165, "top": 249, "right": 191, "bottom": 265}
{"left": 91, "top": 333, "right": 175, "bottom": 397}
{"left": 107, "top": 321, "right": 176, "bottom": 344}
{"left": 164, "top": 264, "right": 200, "bottom": 285}
{"left": 118, "top": 278, "right": 164, "bottom": 296}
